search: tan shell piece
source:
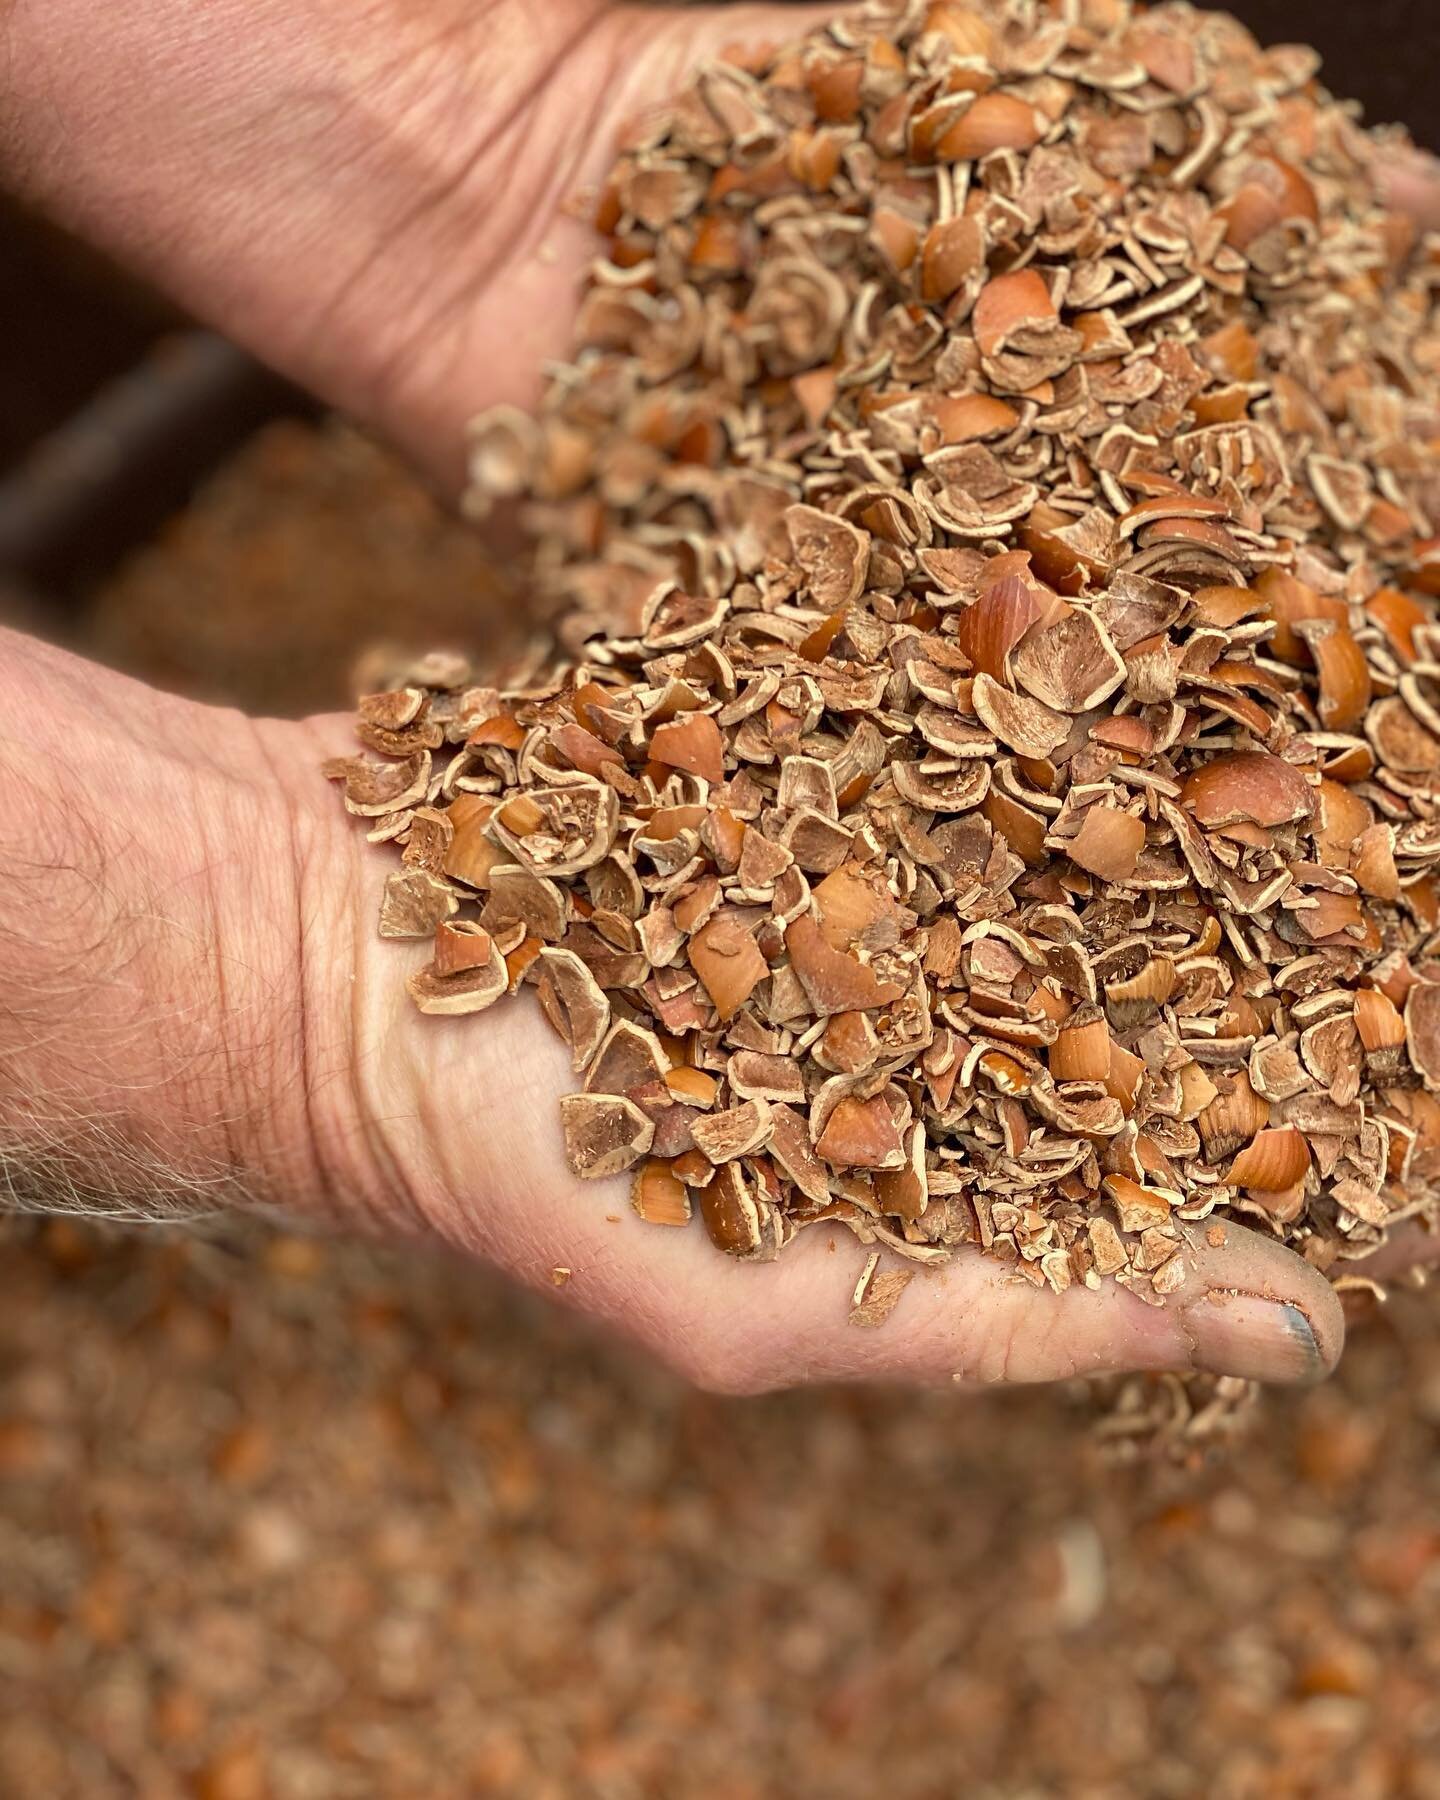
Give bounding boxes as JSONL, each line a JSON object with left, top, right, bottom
{"left": 560, "top": 1094, "right": 656, "bottom": 1179}
{"left": 405, "top": 936, "right": 509, "bottom": 1016}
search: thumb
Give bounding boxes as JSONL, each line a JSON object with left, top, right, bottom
{"left": 678, "top": 1204, "right": 1343, "bottom": 1393}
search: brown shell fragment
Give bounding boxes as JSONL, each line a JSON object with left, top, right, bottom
{"left": 559, "top": 1094, "right": 655, "bottom": 1180}
{"left": 767, "top": 1103, "right": 832, "bottom": 1205}
{"left": 482, "top": 866, "right": 571, "bottom": 941}
{"left": 875, "top": 1124, "right": 928, "bottom": 1221}
{"left": 786, "top": 915, "right": 905, "bottom": 1016}
{"left": 691, "top": 1100, "right": 774, "bottom": 1164}
{"left": 699, "top": 1162, "right": 773, "bottom": 1259}
{"left": 489, "top": 781, "right": 620, "bottom": 879}
{"left": 972, "top": 269, "right": 1056, "bottom": 358}
{"left": 433, "top": 921, "right": 496, "bottom": 977}
{"left": 1022, "top": 504, "right": 1118, "bottom": 592}
{"left": 1103, "top": 1175, "right": 1173, "bottom": 1235}
{"left": 785, "top": 504, "right": 870, "bottom": 608}
{"left": 324, "top": 751, "right": 430, "bottom": 817}
{"left": 631, "top": 1160, "right": 692, "bottom": 1226}
{"left": 934, "top": 92, "right": 1041, "bottom": 162}
{"left": 650, "top": 713, "right": 725, "bottom": 785}
{"left": 379, "top": 871, "right": 459, "bottom": 939}
{"left": 1067, "top": 806, "right": 1145, "bottom": 882}
{"left": 1302, "top": 622, "right": 1372, "bottom": 733}
{"left": 665, "top": 1066, "right": 719, "bottom": 1108}
{"left": 1105, "top": 957, "right": 1175, "bottom": 1027}
{"left": 920, "top": 215, "right": 985, "bottom": 303}
{"left": 1356, "top": 988, "right": 1406, "bottom": 1055}
{"left": 1011, "top": 611, "right": 1126, "bottom": 714}
{"left": 1314, "top": 780, "right": 1372, "bottom": 870}
{"left": 812, "top": 863, "right": 903, "bottom": 951}
{"left": 1353, "top": 826, "right": 1400, "bottom": 902}
{"left": 728, "top": 1051, "right": 806, "bottom": 1104}
{"left": 848, "top": 1262, "right": 915, "bottom": 1328}
{"left": 690, "top": 914, "right": 770, "bottom": 1020}
{"left": 954, "top": 576, "right": 1038, "bottom": 683}
{"left": 443, "top": 794, "right": 505, "bottom": 890}
{"left": 971, "top": 673, "right": 1069, "bottom": 760}
{"left": 535, "top": 948, "right": 611, "bottom": 1072}
{"left": 1198, "top": 1070, "right": 1270, "bottom": 1163}
{"left": 816, "top": 1095, "right": 906, "bottom": 1170}
{"left": 1406, "top": 981, "right": 1440, "bottom": 1091}
{"left": 359, "top": 687, "right": 425, "bottom": 732}
{"left": 1181, "top": 752, "right": 1314, "bottom": 829}
{"left": 1228, "top": 1126, "right": 1311, "bottom": 1193}
{"left": 585, "top": 1020, "right": 668, "bottom": 1099}
{"left": 1367, "top": 697, "right": 1440, "bottom": 774}
{"left": 1049, "top": 1013, "right": 1112, "bottom": 1083}
{"left": 406, "top": 935, "right": 508, "bottom": 1017}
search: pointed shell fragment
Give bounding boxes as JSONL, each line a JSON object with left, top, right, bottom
{"left": 690, "top": 914, "right": 770, "bottom": 1020}
{"left": 535, "top": 948, "right": 611, "bottom": 1072}
{"left": 955, "top": 576, "right": 1038, "bottom": 683}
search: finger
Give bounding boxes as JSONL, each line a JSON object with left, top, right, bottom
{"left": 1374, "top": 144, "right": 1440, "bottom": 233}
{"left": 658, "top": 1209, "right": 1342, "bottom": 1393}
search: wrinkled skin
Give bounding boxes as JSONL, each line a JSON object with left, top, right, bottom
{"left": 3, "top": 0, "right": 1440, "bottom": 1395}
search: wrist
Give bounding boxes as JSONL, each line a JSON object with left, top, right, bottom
{"left": 244, "top": 712, "right": 421, "bottom": 1239}
{"left": 0, "top": 631, "right": 387, "bottom": 1232}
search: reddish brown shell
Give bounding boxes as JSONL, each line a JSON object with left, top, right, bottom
{"left": 1180, "top": 752, "right": 1315, "bottom": 829}
{"left": 785, "top": 916, "right": 906, "bottom": 1016}
{"left": 690, "top": 914, "right": 770, "bottom": 1021}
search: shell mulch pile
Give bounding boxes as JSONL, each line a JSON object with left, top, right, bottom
{"left": 327, "top": 0, "right": 1440, "bottom": 1320}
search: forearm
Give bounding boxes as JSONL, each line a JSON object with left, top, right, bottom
{"left": 0, "top": 629, "right": 365, "bottom": 1224}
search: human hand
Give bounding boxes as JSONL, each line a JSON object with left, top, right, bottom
{"left": 5, "top": 0, "right": 1440, "bottom": 1395}
{"left": 0, "top": 627, "right": 1348, "bottom": 1393}
{"left": 0, "top": 0, "right": 827, "bottom": 486}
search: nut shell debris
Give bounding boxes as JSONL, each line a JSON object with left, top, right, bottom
{"left": 334, "top": 0, "right": 1440, "bottom": 1396}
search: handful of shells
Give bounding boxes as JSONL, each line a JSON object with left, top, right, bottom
{"left": 328, "top": 0, "right": 1440, "bottom": 1348}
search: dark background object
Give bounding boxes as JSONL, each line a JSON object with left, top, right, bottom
{"left": 1236, "top": 0, "right": 1438, "bottom": 130}
{"left": 0, "top": 198, "right": 311, "bottom": 604}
